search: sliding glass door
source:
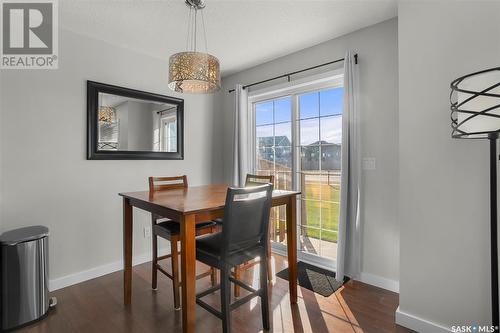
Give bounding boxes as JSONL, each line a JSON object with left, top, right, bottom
{"left": 298, "top": 89, "right": 342, "bottom": 262}
{"left": 255, "top": 97, "right": 293, "bottom": 245}
{"left": 252, "top": 75, "right": 343, "bottom": 267}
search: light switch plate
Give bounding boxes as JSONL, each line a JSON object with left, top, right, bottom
{"left": 144, "top": 226, "right": 151, "bottom": 238}
{"left": 362, "top": 157, "right": 376, "bottom": 170}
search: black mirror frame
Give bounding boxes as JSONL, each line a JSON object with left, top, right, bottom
{"left": 87, "top": 81, "right": 184, "bottom": 160}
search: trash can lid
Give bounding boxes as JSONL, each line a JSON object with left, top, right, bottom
{"left": 0, "top": 226, "right": 49, "bottom": 245}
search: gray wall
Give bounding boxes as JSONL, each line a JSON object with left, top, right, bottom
{"left": 115, "top": 102, "right": 129, "bottom": 150}
{"left": 220, "top": 18, "right": 399, "bottom": 286}
{"left": 398, "top": 1, "right": 500, "bottom": 329}
{"left": 122, "top": 101, "right": 154, "bottom": 151}
{"left": 0, "top": 28, "right": 221, "bottom": 281}
{"left": 115, "top": 101, "right": 156, "bottom": 151}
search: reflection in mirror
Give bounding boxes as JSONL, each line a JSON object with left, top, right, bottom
{"left": 97, "top": 92, "right": 178, "bottom": 152}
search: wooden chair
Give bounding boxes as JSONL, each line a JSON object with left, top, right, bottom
{"left": 234, "top": 174, "right": 274, "bottom": 297}
{"left": 149, "top": 175, "right": 217, "bottom": 310}
{"left": 195, "top": 184, "right": 273, "bottom": 333}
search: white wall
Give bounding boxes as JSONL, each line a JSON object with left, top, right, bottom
{"left": 220, "top": 18, "right": 399, "bottom": 288}
{"left": 0, "top": 29, "right": 221, "bottom": 283}
{"left": 398, "top": 1, "right": 500, "bottom": 331}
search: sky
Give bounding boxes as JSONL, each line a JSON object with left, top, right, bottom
{"left": 256, "top": 87, "right": 343, "bottom": 146}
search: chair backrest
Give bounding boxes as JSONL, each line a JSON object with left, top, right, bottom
{"left": 221, "top": 184, "right": 273, "bottom": 257}
{"left": 245, "top": 174, "right": 274, "bottom": 187}
{"left": 149, "top": 175, "right": 188, "bottom": 192}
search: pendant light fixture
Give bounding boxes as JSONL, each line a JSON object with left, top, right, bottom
{"left": 168, "top": 0, "right": 221, "bottom": 94}
{"left": 98, "top": 106, "right": 116, "bottom": 123}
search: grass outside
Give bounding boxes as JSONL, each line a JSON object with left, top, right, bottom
{"left": 268, "top": 173, "right": 341, "bottom": 244}
{"left": 302, "top": 200, "right": 339, "bottom": 243}
{"left": 302, "top": 180, "right": 340, "bottom": 243}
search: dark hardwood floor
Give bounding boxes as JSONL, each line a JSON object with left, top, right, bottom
{"left": 19, "top": 255, "right": 412, "bottom": 333}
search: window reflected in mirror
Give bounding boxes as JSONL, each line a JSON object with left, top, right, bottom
{"left": 97, "top": 92, "right": 178, "bottom": 153}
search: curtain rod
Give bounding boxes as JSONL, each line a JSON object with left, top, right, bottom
{"left": 228, "top": 54, "right": 357, "bottom": 93}
{"left": 156, "top": 106, "right": 177, "bottom": 114}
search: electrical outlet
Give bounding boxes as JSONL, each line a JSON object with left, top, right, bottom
{"left": 144, "top": 226, "right": 151, "bottom": 238}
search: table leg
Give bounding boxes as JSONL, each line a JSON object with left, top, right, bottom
{"left": 123, "top": 197, "right": 133, "bottom": 305}
{"left": 180, "top": 214, "right": 196, "bottom": 333}
{"left": 279, "top": 216, "right": 286, "bottom": 243}
{"left": 286, "top": 196, "right": 298, "bottom": 304}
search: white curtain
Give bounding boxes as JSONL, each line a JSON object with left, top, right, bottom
{"left": 232, "top": 84, "right": 250, "bottom": 186}
{"left": 336, "top": 51, "right": 362, "bottom": 282}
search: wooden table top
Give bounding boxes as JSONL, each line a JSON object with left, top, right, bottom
{"left": 119, "top": 183, "right": 300, "bottom": 214}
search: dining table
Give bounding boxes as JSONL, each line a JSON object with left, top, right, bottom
{"left": 119, "top": 183, "right": 300, "bottom": 333}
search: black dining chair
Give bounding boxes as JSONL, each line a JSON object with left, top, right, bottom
{"left": 149, "top": 175, "right": 217, "bottom": 310}
{"left": 195, "top": 184, "right": 273, "bottom": 333}
{"left": 213, "top": 174, "right": 275, "bottom": 297}
{"left": 234, "top": 174, "right": 274, "bottom": 297}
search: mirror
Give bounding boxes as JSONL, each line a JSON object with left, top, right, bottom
{"left": 97, "top": 93, "right": 178, "bottom": 152}
{"left": 87, "top": 81, "right": 184, "bottom": 160}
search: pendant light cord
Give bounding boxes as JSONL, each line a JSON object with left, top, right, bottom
{"left": 201, "top": 10, "right": 209, "bottom": 53}
{"left": 193, "top": 8, "right": 197, "bottom": 52}
{"left": 184, "top": 4, "right": 210, "bottom": 54}
{"left": 186, "top": 6, "right": 193, "bottom": 51}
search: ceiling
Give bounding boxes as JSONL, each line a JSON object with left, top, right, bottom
{"left": 60, "top": 0, "right": 397, "bottom": 77}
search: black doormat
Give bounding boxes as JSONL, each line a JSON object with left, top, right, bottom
{"left": 276, "top": 261, "right": 349, "bottom": 297}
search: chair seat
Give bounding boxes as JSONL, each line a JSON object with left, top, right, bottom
{"left": 196, "top": 232, "right": 265, "bottom": 268}
{"left": 153, "top": 220, "right": 216, "bottom": 239}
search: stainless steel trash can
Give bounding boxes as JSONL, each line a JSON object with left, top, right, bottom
{"left": 0, "top": 226, "right": 55, "bottom": 331}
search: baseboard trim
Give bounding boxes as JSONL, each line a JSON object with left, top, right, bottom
{"left": 395, "top": 306, "right": 451, "bottom": 333}
{"left": 358, "top": 272, "right": 399, "bottom": 293}
{"left": 49, "top": 251, "right": 162, "bottom": 291}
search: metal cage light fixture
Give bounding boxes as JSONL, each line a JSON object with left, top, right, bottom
{"left": 450, "top": 66, "right": 500, "bottom": 331}
{"left": 168, "top": 0, "right": 221, "bottom": 94}
{"left": 451, "top": 67, "right": 500, "bottom": 139}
